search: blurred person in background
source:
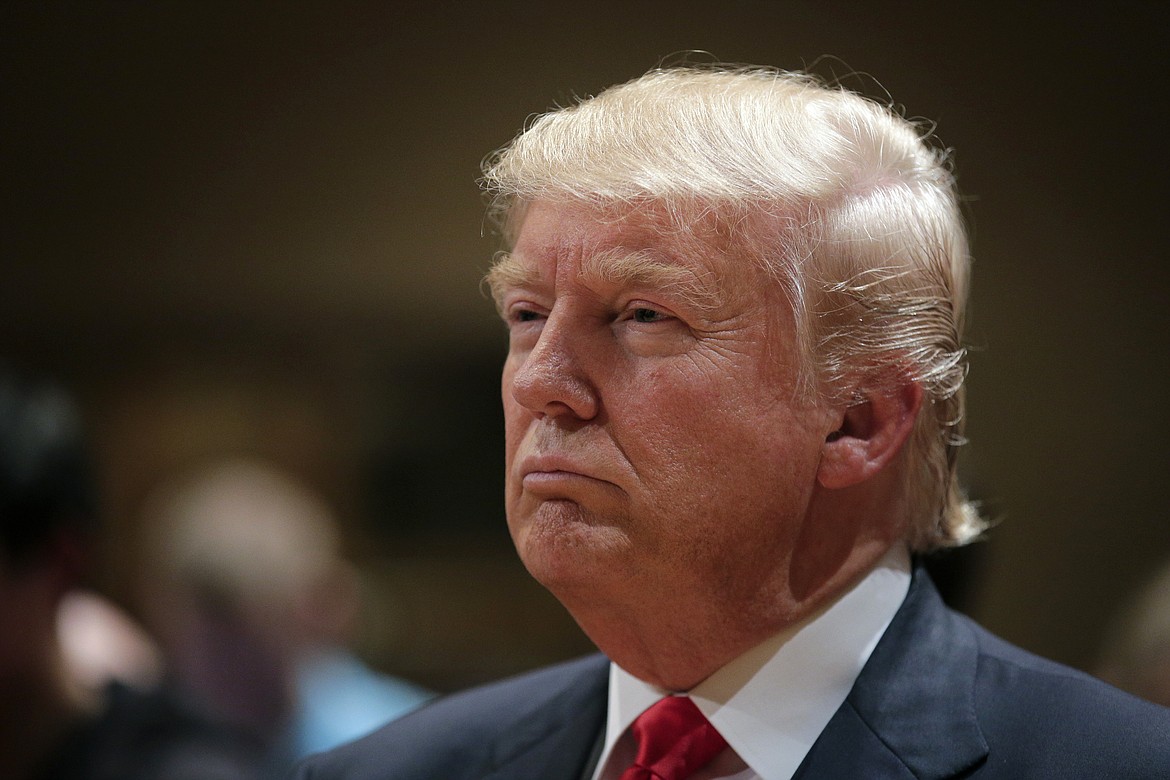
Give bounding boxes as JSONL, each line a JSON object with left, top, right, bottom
{"left": 0, "top": 363, "right": 262, "bottom": 780}
{"left": 1096, "top": 558, "right": 1170, "bottom": 708}
{"left": 140, "top": 458, "right": 432, "bottom": 778}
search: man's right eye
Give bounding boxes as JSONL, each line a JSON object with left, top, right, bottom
{"left": 507, "top": 307, "right": 545, "bottom": 326}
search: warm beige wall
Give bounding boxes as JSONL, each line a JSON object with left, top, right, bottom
{"left": 4, "top": 3, "right": 1166, "bottom": 689}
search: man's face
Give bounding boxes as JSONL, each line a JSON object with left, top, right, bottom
{"left": 494, "top": 200, "right": 834, "bottom": 624}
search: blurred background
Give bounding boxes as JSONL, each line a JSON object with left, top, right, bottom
{"left": 3, "top": 2, "right": 1167, "bottom": 695}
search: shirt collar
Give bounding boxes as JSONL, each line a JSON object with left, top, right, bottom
{"left": 596, "top": 544, "right": 911, "bottom": 780}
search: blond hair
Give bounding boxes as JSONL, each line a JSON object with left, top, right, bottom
{"left": 482, "top": 66, "right": 983, "bottom": 551}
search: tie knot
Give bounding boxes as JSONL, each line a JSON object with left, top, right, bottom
{"left": 620, "top": 696, "right": 728, "bottom": 780}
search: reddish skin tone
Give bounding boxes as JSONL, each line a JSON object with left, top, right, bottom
{"left": 493, "top": 201, "right": 921, "bottom": 691}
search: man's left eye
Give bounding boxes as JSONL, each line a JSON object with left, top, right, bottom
{"left": 632, "top": 307, "right": 665, "bottom": 323}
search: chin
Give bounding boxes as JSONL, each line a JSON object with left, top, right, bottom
{"left": 513, "top": 502, "right": 630, "bottom": 589}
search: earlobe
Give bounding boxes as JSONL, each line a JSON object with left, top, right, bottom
{"left": 817, "top": 381, "right": 923, "bottom": 490}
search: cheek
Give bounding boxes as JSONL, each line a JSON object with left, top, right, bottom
{"left": 501, "top": 369, "right": 525, "bottom": 458}
{"left": 624, "top": 372, "right": 818, "bottom": 512}
{"left": 636, "top": 362, "right": 777, "bottom": 448}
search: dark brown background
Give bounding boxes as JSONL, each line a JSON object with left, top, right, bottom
{"left": 3, "top": 2, "right": 1167, "bottom": 691}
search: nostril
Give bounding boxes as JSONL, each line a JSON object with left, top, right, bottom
{"left": 508, "top": 351, "right": 598, "bottom": 422}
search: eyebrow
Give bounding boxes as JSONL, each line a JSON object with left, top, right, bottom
{"left": 484, "top": 251, "right": 536, "bottom": 310}
{"left": 485, "top": 249, "right": 723, "bottom": 315}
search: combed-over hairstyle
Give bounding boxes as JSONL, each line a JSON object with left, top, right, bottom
{"left": 481, "top": 66, "right": 983, "bottom": 551}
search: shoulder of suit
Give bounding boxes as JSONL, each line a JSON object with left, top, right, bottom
{"left": 958, "top": 614, "right": 1170, "bottom": 770}
{"left": 291, "top": 653, "right": 610, "bottom": 779}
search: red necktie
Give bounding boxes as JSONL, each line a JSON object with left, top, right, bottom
{"left": 619, "top": 696, "right": 729, "bottom": 780}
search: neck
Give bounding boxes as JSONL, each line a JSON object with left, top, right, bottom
{"left": 567, "top": 534, "right": 901, "bottom": 691}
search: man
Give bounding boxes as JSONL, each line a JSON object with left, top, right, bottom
{"left": 293, "top": 66, "right": 1170, "bottom": 779}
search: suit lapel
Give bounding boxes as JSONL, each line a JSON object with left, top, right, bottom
{"left": 481, "top": 654, "right": 609, "bottom": 780}
{"left": 795, "top": 567, "right": 989, "bottom": 779}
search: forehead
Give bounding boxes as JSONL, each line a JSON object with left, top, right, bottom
{"left": 497, "top": 200, "right": 756, "bottom": 297}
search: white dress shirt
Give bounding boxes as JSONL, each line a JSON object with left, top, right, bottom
{"left": 590, "top": 545, "right": 911, "bottom": 780}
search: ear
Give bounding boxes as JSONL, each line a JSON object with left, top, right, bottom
{"left": 817, "top": 380, "right": 923, "bottom": 490}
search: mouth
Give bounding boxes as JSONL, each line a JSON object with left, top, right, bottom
{"left": 517, "top": 454, "right": 617, "bottom": 496}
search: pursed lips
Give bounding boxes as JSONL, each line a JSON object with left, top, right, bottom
{"left": 516, "top": 453, "right": 619, "bottom": 494}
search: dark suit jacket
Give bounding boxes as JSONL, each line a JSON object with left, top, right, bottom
{"left": 292, "top": 568, "right": 1170, "bottom": 778}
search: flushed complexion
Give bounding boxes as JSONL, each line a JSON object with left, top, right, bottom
{"left": 491, "top": 200, "right": 897, "bottom": 688}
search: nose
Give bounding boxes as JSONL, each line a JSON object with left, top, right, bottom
{"left": 508, "top": 313, "right": 600, "bottom": 421}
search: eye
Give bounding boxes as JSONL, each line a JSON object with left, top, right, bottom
{"left": 504, "top": 304, "right": 546, "bottom": 349}
{"left": 503, "top": 301, "right": 547, "bottom": 327}
{"left": 618, "top": 301, "right": 678, "bottom": 329}
{"left": 632, "top": 307, "right": 667, "bottom": 324}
